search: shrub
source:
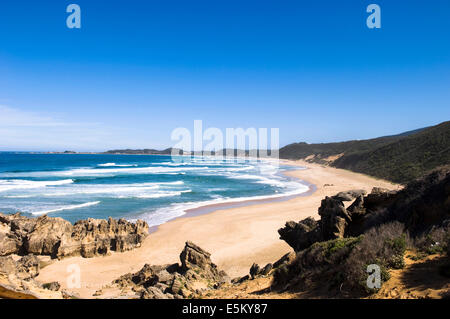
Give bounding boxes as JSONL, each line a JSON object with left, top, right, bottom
{"left": 414, "top": 225, "right": 450, "bottom": 255}
{"left": 344, "top": 222, "right": 407, "bottom": 291}
{"left": 272, "top": 236, "right": 363, "bottom": 290}
{"left": 272, "top": 222, "right": 409, "bottom": 296}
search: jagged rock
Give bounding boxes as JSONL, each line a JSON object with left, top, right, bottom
{"left": 345, "top": 195, "right": 367, "bottom": 236}
{"left": 180, "top": 241, "right": 225, "bottom": 281}
{"left": 180, "top": 241, "right": 211, "bottom": 270}
{"left": 231, "top": 275, "right": 250, "bottom": 284}
{"left": 249, "top": 263, "right": 260, "bottom": 279}
{"left": 347, "top": 195, "right": 366, "bottom": 217}
{"left": 0, "top": 254, "right": 63, "bottom": 299}
{"left": 127, "top": 264, "right": 171, "bottom": 287}
{"left": 363, "top": 187, "right": 397, "bottom": 211}
{"left": 0, "top": 254, "right": 40, "bottom": 281}
{"left": 0, "top": 233, "right": 20, "bottom": 256}
{"left": 16, "top": 255, "right": 40, "bottom": 279}
{"left": 261, "top": 263, "right": 273, "bottom": 275}
{"left": 318, "top": 197, "right": 351, "bottom": 240}
{"left": 278, "top": 217, "right": 322, "bottom": 252}
{"left": 0, "top": 213, "right": 149, "bottom": 259}
{"left": 170, "top": 273, "right": 184, "bottom": 295}
{"left": 249, "top": 262, "right": 273, "bottom": 279}
{"left": 42, "top": 281, "right": 60, "bottom": 291}
{"left": 111, "top": 242, "right": 228, "bottom": 299}
{"left": 25, "top": 216, "right": 74, "bottom": 257}
{"left": 332, "top": 190, "right": 366, "bottom": 202}
{"left": 141, "top": 286, "right": 170, "bottom": 299}
{"left": 61, "top": 289, "right": 80, "bottom": 299}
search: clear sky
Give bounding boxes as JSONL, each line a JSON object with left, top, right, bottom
{"left": 0, "top": 0, "right": 449, "bottom": 151}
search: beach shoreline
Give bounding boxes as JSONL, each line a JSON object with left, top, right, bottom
{"left": 36, "top": 159, "right": 400, "bottom": 298}
{"left": 148, "top": 161, "right": 315, "bottom": 233}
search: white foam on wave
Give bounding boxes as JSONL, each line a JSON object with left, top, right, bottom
{"left": 0, "top": 179, "right": 74, "bottom": 192}
{"left": 31, "top": 201, "right": 101, "bottom": 216}
{"left": 0, "top": 166, "right": 209, "bottom": 178}
{"left": 98, "top": 163, "right": 138, "bottom": 167}
{"left": 19, "top": 181, "right": 186, "bottom": 198}
{"left": 133, "top": 182, "right": 310, "bottom": 227}
{"left": 126, "top": 189, "right": 192, "bottom": 199}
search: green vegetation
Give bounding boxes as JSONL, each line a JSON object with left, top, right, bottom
{"left": 273, "top": 222, "right": 409, "bottom": 295}
{"left": 280, "top": 121, "right": 450, "bottom": 184}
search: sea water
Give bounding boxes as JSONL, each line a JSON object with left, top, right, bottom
{"left": 0, "top": 153, "right": 308, "bottom": 227}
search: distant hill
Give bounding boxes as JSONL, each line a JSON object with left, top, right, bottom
{"left": 280, "top": 121, "right": 450, "bottom": 184}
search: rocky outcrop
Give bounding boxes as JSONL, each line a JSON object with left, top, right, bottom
{"left": 249, "top": 262, "right": 273, "bottom": 279}
{"left": 279, "top": 168, "right": 450, "bottom": 255}
{"left": 332, "top": 189, "right": 367, "bottom": 202}
{"left": 279, "top": 190, "right": 370, "bottom": 252}
{"left": 278, "top": 217, "right": 321, "bottom": 252}
{"left": 111, "top": 241, "right": 229, "bottom": 299}
{"left": 318, "top": 196, "right": 352, "bottom": 240}
{"left": 0, "top": 213, "right": 149, "bottom": 259}
{"left": 0, "top": 254, "right": 62, "bottom": 299}
{"left": 180, "top": 241, "right": 227, "bottom": 281}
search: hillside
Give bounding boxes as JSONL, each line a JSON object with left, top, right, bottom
{"left": 280, "top": 121, "right": 450, "bottom": 184}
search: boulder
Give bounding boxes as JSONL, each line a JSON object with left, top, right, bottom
{"left": 332, "top": 190, "right": 367, "bottom": 202}
{"left": 141, "top": 286, "right": 169, "bottom": 299}
{"left": 249, "top": 262, "right": 273, "bottom": 279}
{"left": 180, "top": 241, "right": 225, "bottom": 281}
{"left": 0, "top": 254, "right": 63, "bottom": 299}
{"left": 249, "top": 263, "right": 260, "bottom": 279}
{"left": 0, "top": 233, "right": 20, "bottom": 256}
{"left": 318, "top": 197, "right": 351, "bottom": 240}
{"left": 278, "top": 217, "right": 322, "bottom": 252}
{"left": 261, "top": 263, "right": 273, "bottom": 275}
{"left": 42, "top": 281, "right": 61, "bottom": 291}
{"left": 25, "top": 215, "right": 74, "bottom": 257}
{"left": 111, "top": 242, "right": 229, "bottom": 299}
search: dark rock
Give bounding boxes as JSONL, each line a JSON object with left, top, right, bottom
{"left": 273, "top": 251, "right": 296, "bottom": 269}
{"left": 318, "top": 197, "right": 351, "bottom": 240}
{"left": 333, "top": 189, "right": 367, "bottom": 202}
{"left": 249, "top": 263, "right": 260, "bottom": 279}
{"left": 261, "top": 263, "right": 273, "bottom": 275}
{"left": 278, "top": 217, "right": 322, "bottom": 252}
{"left": 42, "top": 282, "right": 61, "bottom": 291}
{"left": 141, "top": 286, "right": 169, "bottom": 299}
{"left": 232, "top": 275, "right": 250, "bottom": 284}
{"left": 112, "top": 242, "right": 229, "bottom": 299}
{"left": 180, "top": 241, "right": 226, "bottom": 281}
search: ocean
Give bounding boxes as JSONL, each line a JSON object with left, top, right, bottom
{"left": 0, "top": 153, "right": 308, "bottom": 227}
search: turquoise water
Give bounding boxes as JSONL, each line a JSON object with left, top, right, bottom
{"left": 0, "top": 153, "right": 308, "bottom": 227}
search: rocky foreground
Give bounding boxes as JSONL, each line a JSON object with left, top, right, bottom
{"left": 101, "top": 241, "right": 230, "bottom": 299}
{"left": 0, "top": 214, "right": 148, "bottom": 298}
{"left": 0, "top": 213, "right": 148, "bottom": 258}
{"left": 1, "top": 167, "right": 449, "bottom": 299}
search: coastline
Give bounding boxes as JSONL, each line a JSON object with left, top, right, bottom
{"left": 36, "top": 160, "right": 400, "bottom": 298}
{"left": 147, "top": 163, "right": 315, "bottom": 233}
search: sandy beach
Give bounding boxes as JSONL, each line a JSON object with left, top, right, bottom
{"left": 36, "top": 160, "right": 400, "bottom": 298}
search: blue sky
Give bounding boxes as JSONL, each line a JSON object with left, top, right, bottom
{"left": 0, "top": 0, "right": 449, "bottom": 151}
